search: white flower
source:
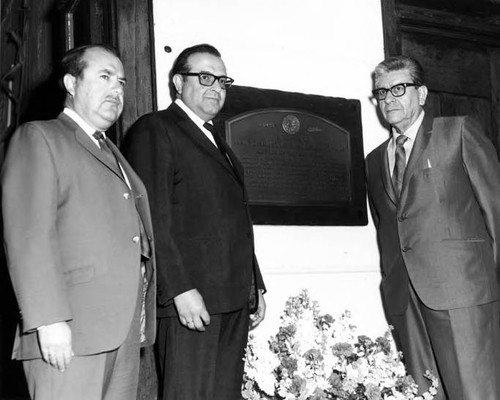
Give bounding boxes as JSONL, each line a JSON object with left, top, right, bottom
{"left": 243, "top": 334, "right": 279, "bottom": 397}
{"left": 242, "top": 289, "right": 438, "bottom": 400}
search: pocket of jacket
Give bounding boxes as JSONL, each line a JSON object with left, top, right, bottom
{"left": 64, "top": 265, "right": 95, "bottom": 285}
{"left": 422, "top": 167, "right": 439, "bottom": 180}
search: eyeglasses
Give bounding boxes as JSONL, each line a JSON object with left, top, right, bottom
{"left": 372, "top": 83, "right": 418, "bottom": 101}
{"left": 180, "top": 72, "right": 234, "bottom": 89}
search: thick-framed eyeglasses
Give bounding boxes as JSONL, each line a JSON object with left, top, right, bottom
{"left": 372, "top": 83, "right": 418, "bottom": 101}
{"left": 180, "top": 72, "right": 234, "bottom": 89}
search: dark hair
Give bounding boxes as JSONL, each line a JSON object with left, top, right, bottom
{"left": 168, "top": 43, "right": 222, "bottom": 101}
{"left": 171, "top": 43, "right": 222, "bottom": 76}
{"left": 58, "top": 44, "right": 120, "bottom": 90}
{"left": 374, "top": 55, "right": 425, "bottom": 86}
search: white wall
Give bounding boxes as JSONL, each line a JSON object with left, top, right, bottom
{"left": 152, "top": 0, "right": 391, "bottom": 339}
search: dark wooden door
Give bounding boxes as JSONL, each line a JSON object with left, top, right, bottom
{"left": 381, "top": 0, "right": 500, "bottom": 152}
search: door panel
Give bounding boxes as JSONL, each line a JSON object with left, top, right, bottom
{"left": 402, "top": 33, "right": 490, "bottom": 98}
{"left": 382, "top": 0, "right": 500, "bottom": 152}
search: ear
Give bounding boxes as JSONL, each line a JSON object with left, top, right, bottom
{"left": 418, "top": 85, "right": 428, "bottom": 106}
{"left": 173, "top": 74, "right": 184, "bottom": 95}
{"left": 63, "top": 74, "right": 77, "bottom": 97}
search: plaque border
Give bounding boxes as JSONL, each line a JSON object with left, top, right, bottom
{"left": 215, "top": 85, "right": 367, "bottom": 226}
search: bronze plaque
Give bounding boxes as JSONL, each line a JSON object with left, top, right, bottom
{"left": 215, "top": 85, "right": 367, "bottom": 226}
{"left": 227, "top": 109, "right": 351, "bottom": 206}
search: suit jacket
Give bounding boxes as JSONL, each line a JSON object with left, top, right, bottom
{"left": 122, "top": 102, "right": 265, "bottom": 318}
{"left": 366, "top": 114, "right": 500, "bottom": 316}
{"left": 1, "top": 113, "right": 156, "bottom": 360}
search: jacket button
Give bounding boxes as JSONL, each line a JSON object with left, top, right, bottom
{"left": 123, "top": 193, "right": 130, "bottom": 199}
{"left": 402, "top": 246, "right": 410, "bottom": 252}
{"left": 398, "top": 214, "right": 406, "bottom": 222}
{"left": 132, "top": 236, "right": 140, "bottom": 243}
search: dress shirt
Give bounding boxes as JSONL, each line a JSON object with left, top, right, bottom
{"left": 64, "top": 108, "right": 130, "bottom": 188}
{"left": 175, "top": 99, "right": 218, "bottom": 147}
{"left": 387, "top": 110, "right": 425, "bottom": 178}
{"left": 64, "top": 108, "right": 101, "bottom": 145}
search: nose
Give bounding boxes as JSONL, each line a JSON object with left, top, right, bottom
{"left": 114, "top": 84, "right": 124, "bottom": 95}
{"left": 111, "top": 78, "right": 124, "bottom": 94}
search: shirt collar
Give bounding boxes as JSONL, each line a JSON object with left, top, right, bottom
{"left": 63, "top": 108, "right": 107, "bottom": 139}
{"left": 175, "top": 99, "right": 211, "bottom": 129}
{"left": 391, "top": 110, "right": 425, "bottom": 143}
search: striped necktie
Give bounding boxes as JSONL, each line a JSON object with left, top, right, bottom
{"left": 93, "top": 131, "right": 123, "bottom": 178}
{"left": 392, "top": 134, "right": 409, "bottom": 198}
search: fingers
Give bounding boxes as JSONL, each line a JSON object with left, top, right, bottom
{"left": 200, "top": 310, "right": 211, "bottom": 326}
{"left": 191, "top": 310, "right": 211, "bottom": 331}
{"left": 188, "top": 318, "right": 204, "bottom": 331}
{"left": 249, "top": 292, "right": 266, "bottom": 330}
{"left": 175, "top": 289, "right": 211, "bottom": 331}
{"left": 38, "top": 322, "right": 73, "bottom": 372}
{"left": 43, "top": 348, "right": 73, "bottom": 372}
{"left": 181, "top": 313, "right": 209, "bottom": 331}
{"left": 249, "top": 310, "right": 264, "bottom": 330}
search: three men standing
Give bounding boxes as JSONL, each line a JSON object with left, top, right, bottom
{"left": 366, "top": 55, "right": 500, "bottom": 399}
{"left": 122, "top": 43, "right": 266, "bottom": 400}
{"left": 9, "top": 40, "right": 494, "bottom": 400}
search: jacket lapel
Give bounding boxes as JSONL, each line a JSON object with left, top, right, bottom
{"left": 171, "top": 104, "right": 242, "bottom": 184}
{"left": 61, "top": 113, "right": 126, "bottom": 183}
{"left": 399, "top": 113, "right": 434, "bottom": 204}
{"left": 378, "top": 138, "right": 398, "bottom": 206}
{"left": 212, "top": 129, "right": 244, "bottom": 184}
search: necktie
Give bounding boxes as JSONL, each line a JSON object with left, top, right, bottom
{"left": 392, "top": 134, "right": 409, "bottom": 198}
{"left": 203, "top": 122, "right": 232, "bottom": 167}
{"left": 93, "top": 131, "right": 123, "bottom": 178}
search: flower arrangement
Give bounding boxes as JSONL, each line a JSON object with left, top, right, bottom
{"left": 242, "top": 289, "right": 438, "bottom": 400}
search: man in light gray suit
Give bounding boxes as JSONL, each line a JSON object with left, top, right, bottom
{"left": 2, "top": 44, "right": 155, "bottom": 400}
{"left": 366, "top": 55, "right": 500, "bottom": 400}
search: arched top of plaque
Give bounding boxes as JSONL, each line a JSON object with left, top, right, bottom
{"left": 225, "top": 108, "right": 350, "bottom": 142}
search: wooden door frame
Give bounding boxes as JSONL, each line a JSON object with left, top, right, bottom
{"left": 380, "top": 0, "right": 401, "bottom": 57}
{"left": 113, "top": 0, "right": 157, "bottom": 143}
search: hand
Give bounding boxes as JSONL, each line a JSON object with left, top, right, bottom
{"left": 37, "top": 322, "right": 73, "bottom": 372}
{"left": 174, "top": 289, "right": 210, "bottom": 331}
{"left": 249, "top": 290, "right": 266, "bottom": 330}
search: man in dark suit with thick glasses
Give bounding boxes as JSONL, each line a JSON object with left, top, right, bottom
{"left": 122, "top": 43, "right": 266, "bottom": 400}
{"left": 366, "top": 55, "right": 500, "bottom": 400}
